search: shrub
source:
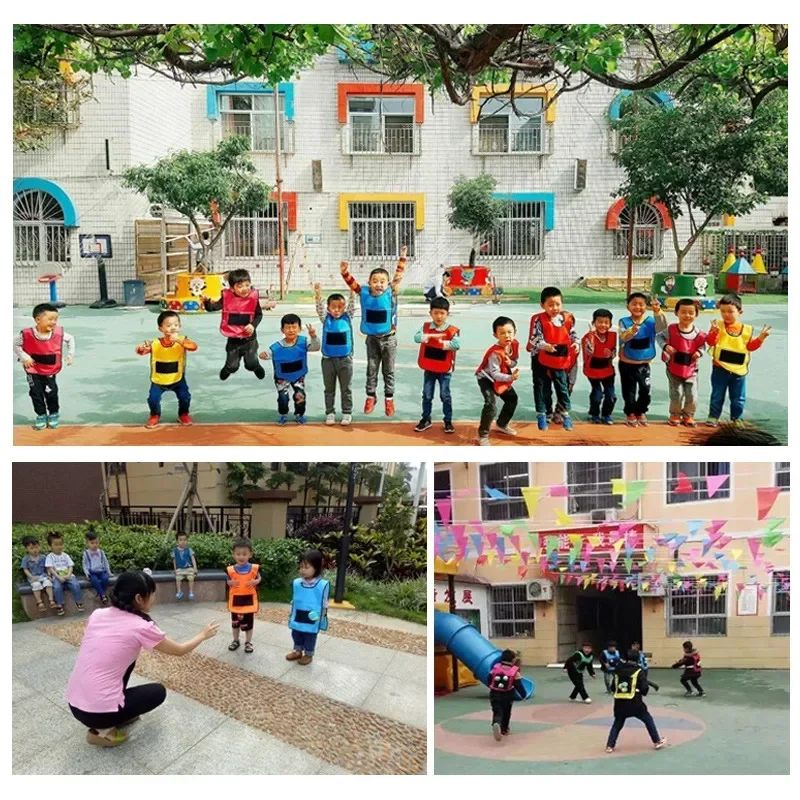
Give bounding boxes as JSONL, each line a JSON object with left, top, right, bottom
{"left": 322, "top": 570, "right": 426, "bottom": 614}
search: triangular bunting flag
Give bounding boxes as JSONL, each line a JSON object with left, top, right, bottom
{"left": 520, "top": 551, "right": 530, "bottom": 565}
{"left": 756, "top": 487, "right": 781, "bottom": 520}
{"left": 521, "top": 486, "right": 543, "bottom": 518}
{"left": 484, "top": 485, "right": 509, "bottom": 501}
{"left": 705, "top": 520, "right": 727, "bottom": 538}
{"left": 747, "top": 537, "right": 761, "bottom": 562}
{"left": 486, "top": 533, "right": 498, "bottom": 550}
{"left": 611, "top": 478, "right": 626, "bottom": 496}
{"left": 731, "top": 548, "right": 742, "bottom": 560}
{"left": 549, "top": 484, "right": 569, "bottom": 498}
{"left": 686, "top": 520, "right": 704, "bottom": 537}
{"left": 469, "top": 534, "right": 484, "bottom": 558}
{"left": 508, "top": 534, "right": 522, "bottom": 554}
{"left": 476, "top": 554, "right": 488, "bottom": 566}
{"left": 518, "top": 566, "right": 528, "bottom": 579}
{"left": 499, "top": 523, "right": 516, "bottom": 536}
{"left": 495, "top": 538, "right": 506, "bottom": 558}
{"left": 766, "top": 517, "right": 786, "bottom": 533}
{"left": 675, "top": 471, "right": 693, "bottom": 494}
{"left": 706, "top": 473, "right": 730, "bottom": 498}
{"left": 625, "top": 480, "right": 648, "bottom": 505}
{"left": 623, "top": 557, "right": 633, "bottom": 573}
{"left": 596, "top": 558, "right": 607, "bottom": 573}
{"left": 435, "top": 499, "right": 452, "bottom": 526}
{"left": 761, "top": 531, "right": 784, "bottom": 548}
{"left": 555, "top": 509, "right": 573, "bottom": 526}
{"left": 716, "top": 535, "right": 732, "bottom": 548}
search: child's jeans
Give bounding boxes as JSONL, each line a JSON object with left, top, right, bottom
{"left": 365, "top": 333, "right": 397, "bottom": 397}
{"left": 87, "top": 570, "right": 110, "bottom": 597}
{"left": 555, "top": 361, "right": 579, "bottom": 415}
{"left": 27, "top": 374, "right": 59, "bottom": 416}
{"left": 489, "top": 691, "right": 514, "bottom": 733}
{"left": 589, "top": 376, "right": 617, "bottom": 417}
{"left": 709, "top": 365, "right": 746, "bottom": 420}
{"left": 477, "top": 378, "right": 518, "bottom": 436}
{"left": 276, "top": 377, "right": 307, "bottom": 416}
{"left": 291, "top": 629, "right": 319, "bottom": 654}
{"left": 606, "top": 709, "right": 661, "bottom": 747}
{"left": 223, "top": 337, "right": 262, "bottom": 376}
{"left": 533, "top": 362, "right": 570, "bottom": 414}
{"left": 603, "top": 671, "right": 615, "bottom": 693}
{"left": 667, "top": 372, "right": 698, "bottom": 418}
{"left": 422, "top": 371, "right": 453, "bottom": 422}
{"left": 321, "top": 355, "right": 353, "bottom": 415}
{"left": 148, "top": 378, "right": 191, "bottom": 417}
{"left": 619, "top": 361, "right": 652, "bottom": 416}
{"left": 52, "top": 575, "right": 83, "bottom": 606}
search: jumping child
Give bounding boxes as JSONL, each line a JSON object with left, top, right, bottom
{"left": 82, "top": 530, "right": 112, "bottom": 605}
{"left": 488, "top": 649, "right": 523, "bottom": 741}
{"left": 172, "top": 532, "right": 198, "bottom": 600}
{"left": 564, "top": 641, "right": 596, "bottom": 703}
{"left": 20, "top": 535, "right": 57, "bottom": 613}
{"left": 45, "top": 531, "right": 84, "bottom": 615}
{"left": 672, "top": 640, "right": 704, "bottom": 696}
{"left": 286, "top": 549, "right": 329, "bottom": 665}
{"left": 475, "top": 316, "right": 520, "bottom": 446}
{"left": 582, "top": 309, "right": 617, "bottom": 424}
{"left": 227, "top": 538, "right": 261, "bottom": 653}
{"left": 600, "top": 640, "right": 622, "bottom": 694}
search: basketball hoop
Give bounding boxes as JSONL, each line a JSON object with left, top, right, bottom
{"left": 37, "top": 273, "right": 61, "bottom": 284}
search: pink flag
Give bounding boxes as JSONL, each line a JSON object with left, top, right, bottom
{"left": 520, "top": 551, "right": 530, "bottom": 565}
{"left": 757, "top": 487, "right": 781, "bottom": 521}
{"left": 706, "top": 473, "right": 730, "bottom": 498}
{"left": 435, "top": 499, "right": 452, "bottom": 527}
{"left": 486, "top": 533, "right": 498, "bottom": 550}
{"left": 747, "top": 537, "right": 761, "bottom": 562}
{"left": 596, "top": 558, "right": 607, "bottom": 573}
{"left": 716, "top": 535, "right": 732, "bottom": 549}
{"left": 705, "top": 520, "right": 727, "bottom": 538}
{"left": 508, "top": 535, "right": 522, "bottom": 554}
{"left": 675, "top": 472, "right": 693, "bottom": 494}
{"left": 549, "top": 484, "right": 569, "bottom": 498}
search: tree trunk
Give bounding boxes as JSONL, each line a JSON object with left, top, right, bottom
{"left": 468, "top": 246, "right": 476, "bottom": 266}
{"left": 676, "top": 252, "right": 685, "bottom": 275}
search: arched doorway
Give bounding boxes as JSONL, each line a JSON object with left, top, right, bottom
{"left": 14, "top": 187, "right": 72, "bottom": 271}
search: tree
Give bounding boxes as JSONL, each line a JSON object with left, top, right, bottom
{"left": 122, "top": 136, "right": 272, "bottom": 270}
{"left": 225, "top": 462, "right": 269, "bottom": 504}
{"left": 384, "top": 463, "right": 414, "bottom": 496}
{"left": 613, "top": 93, "right": 773, "bottom": 274}
{"left": 266, "top": 471, "right": 297, "bottom": 491}
{"left": 447, "top": 175, "right": 508, "bottom": 266}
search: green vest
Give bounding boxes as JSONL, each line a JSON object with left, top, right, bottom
{"left": 573, "top": 650, "right": 593, "bottom": 669}
{"left": 613, "top": 668, "right": 642, "bottom": 699}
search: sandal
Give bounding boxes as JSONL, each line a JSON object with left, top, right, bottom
{"left": 244, "top": 642, "right": 254, "bottom": 653}
{"left": 36, "top": 601, "right": 46, "bottom": 611}
{"left": 86, "top": 728, "right": 128, "bottom": 748}
{"left": 48, "top": 600, "right": 58, "bottom": 609}
{"left": 228, "top": 640, "right": 241, "bottom": 651}
{"left": 56, "top": 606, "right": 65, "bottom": 616}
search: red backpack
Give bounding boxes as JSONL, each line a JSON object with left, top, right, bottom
{"left": 489, "top": 661, "right": 519, "bottom": 692}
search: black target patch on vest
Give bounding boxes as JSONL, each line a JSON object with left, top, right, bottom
{"left": 293, "top": 609, "right": 312, "bottom": 624}
{"left": 325, "top": 332, "right": 348, "bottom": 346}
{"left": 551, "top": 344, "right": 569, "bottom": 357}
{"left": 719, "top": 349, "right": 746, "bottom": 366}
{"left": 228, "top": 312, "right": 252, "bottom": 326}
{"left": 155, "top": 361, "right": 180, "bottom": 373}
{"left": 589, "top": 357, "right": 610, "bottom": 369}
{"left": 232, "top": 593, "right": 255, "bottom": 607}
{"left": 672, "top": 351, "right": 693, "bottom": 366}
{"left": 279, "top": 359, "right": 303, "bottom": 374}
{"left": 365, "top": 309, "right": 388, "bottom": 324}
{"left": 31, "top": 353, "right": 57, "bottom": 365}
{"left": 424, "top": 346, "right": 448, "bottom": 361}
{"left": 629, "top": 337, "right": 650, "bottom": 350}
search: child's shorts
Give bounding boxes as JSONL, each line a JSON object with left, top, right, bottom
{"left": 231, "top": 612, "right": 254, "bottom": 631}
{"left": 175, "top": 568, "right": 195, "bottom": 581}
{"left": 27, "top": 575, "right": 53, "bottom": 591}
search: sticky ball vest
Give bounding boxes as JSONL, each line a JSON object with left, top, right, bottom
{"left": 226, "top": 564, "right": 260, "bottom": 614}
{"left": 270, "top": 336, "right": 308, "bottom": 382}
{"left": 572, "top": 650, "right": 593, "bottom": 671}
{"left": 663, "top": 325, "right": 703, "bottom": 379}
{"left": 417, "top": 323, "right": 459, "bottom": 373}
{"left": 220, "top": 288, "right": 259, "bottom": 338}
{"left": 529, "top": 312, "right": 575, "bottom": 370}
{"left": 489, "top": 662, "right": 520, "bottom": 692}
{"left": 602, "top": 649, "right": 621, "bottom": 672}
{"left": 476, "top": 340, "right": 519, "bottom": 394}
{"left": 710, "top": 321, "right": 752, "bottom": 376}
{"left": 359, "top": 286, "right": 393, "bottom": 336}
{"left": 322, "top": 314, "right": 353, "bottom": 358}
{"left": 582, "top": 331, "right": 617, "bottom": 379}
{"left": 613, "top": 668, "right": 642, "bottom": 699}
{"left": 150, "top": 337, "right": 186, "bottom": 385}
{"left": 289, "top": 577, "right": 330, "bottom": 633}
{"left": 21, "top": 327, "right": 63, "bottom": 376}
{"left": 621, "top": 318, "right": 656, "bottom": 361}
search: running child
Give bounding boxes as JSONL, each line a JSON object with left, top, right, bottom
{"left": 475, "top": 316, "right": 520, "bottom": 446}
{"left": 203, "top": 268, "right": 265, "bottom": 381}
{"left": 672, "top": 640, "right": 704, "bottom": 696}
{"left": 20, "top": 535, "right": 57, "bottom": 613}
{"left": 314, "top": 283, "right": 356, "bottom": 426}
{"left": 45, "top": 531, "right": 84, "bottom": 615}
{"left": 582, "top": 309, "right": 617, "bottom": 424}
{"left": 135, "top": 310, "right": 197, "bottom": 429}
{"left": 172, "top": 533, "right": 198, "bottom": 600}
{"left": 564, "top": 641, "right": 596, "bottom": 703}
{"left": 227, "top": 538, "right": 261, "bottom": 654}
{"left": 600, "top": 640, "right": 622, "bottom": 694}
{"left": 259, "top": 314, "right": 321, "bottom": 424}
{"left": 488, "top": 649, "right": 524, "bottom": 741}
{"left": 14, "top": 302, "right": 75, "bottom": 430}
{"left": 705, "top": 293, "right": 771, "bottom": 426}
{"left": 82, "top": 530, "right": 111, "bottom": 605}
{"left": 286, "top": 549, "right": 329, "bottom": 665}
{"left": 340, "top": 248, "right": 407, "bottom": 416}
{"left": 414, "top": 296, "right": 460, "bottom": 435}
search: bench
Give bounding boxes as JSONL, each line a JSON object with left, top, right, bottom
{"left": 16, "top": 569, "right": 229, "bottom": 620}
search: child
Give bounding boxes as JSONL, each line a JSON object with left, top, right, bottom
{"left": 82, "top": 530, "right": 112, "bottom": 604}
{"left": 259, "top": 314, "right": 321, "bottom": 424}
{"left": 14, "top": 302, "right": 75, "bottom": 430}
{"left": 203, "top": 268, "right": 265, "bottom": 382}
{"left": 488, "top": 649, "right": 524, "bottom": 741}
{"left": 600, "top": 640, "right": 622, "bottom": 694}
{"left": 45, "top": 531, "right": 84, "bottom": 615}
{"left": 286, "top": 549, "right": 330, "bottom": 665}
{"left": 527, "top": 287, "right": 579, "bottom": 432}
{"left": 582, "top": 309, "right": 617, "bottom": 424}
{"left": 414, "top": 296, "right": 461, "bottom": 434}
{"left": 672, "top": 640, "right": 704, "bottom": 696}
{"left": 227, "top": 538, "right": 261, "bottom": 653}
{"left": 656, "top": 298, "right": 708, "bottom": 427}
{"left": 340, "top": 248, "right": 407, "bottom": 416}
{"left": 564, "top": 642, "right": 596, "bottom": 703}
{"left": 172, "top": 532, "right": 198, "bottom": 600}
{"left": 475, "top": 316, "right": 520, "bottom": 446}
{"left": 605, "top": 649, "right": 666, "bottom": 753}
{"left": 20, "top": 535, "right": 56, "bottom": 613}
{"left": 631, "top": 640, "right": 659, "bottom": 690}
{"left": 705, "top": 293, "right": 771, "bottom": 426}
{"left": 135, "top": 310, "right": 198, "bottom": 429}
{"left": 315, "top": 283, "right": 356, "bottom": 426}
{"left": 618, "top": 293, "right": 665, "bottom": 426}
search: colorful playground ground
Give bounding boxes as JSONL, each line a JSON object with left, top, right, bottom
{"left": 434, "top": 667, "right": 789, "bottom": 775}
{"left": 13, "top": 301, "right": 787, "bottom": 445}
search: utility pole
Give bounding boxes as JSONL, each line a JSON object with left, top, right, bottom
{"left": 274, "top": 85, "right": 285, "bottom": 300}
{"left": 331, "top": 462, "right": 357, "bottom": 608}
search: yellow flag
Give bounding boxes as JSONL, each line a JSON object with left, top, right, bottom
{"left": 521, "top": 486, "right": 542, "bottom": 518}
{"left": 582, "top": 576, "right": 592, "bottom": 589}
{"left": 588, "top": 535, "right": 602, "bottom": 548}
{"left": 486, "top": 550, "right": 495, "bottom": 565}
{"left": 556, "top": 509, "right": 573, "bottom": 526}
{"left": 611, "top": 478, "right": 626, "bottom": 495}
{"left": 613, "top": 539, "right": 625, "bottom": 554}
{"left": 668, "top": 562, "right": 676, "bottom": 573}
{"left": 713, "top": 584, "right": 724, "bottom": 601}
{"left": 731, "top": 548, "right": 742, "bottom": 560}
{"left": 642, "top": 581, "right": 650, "bottom": 592}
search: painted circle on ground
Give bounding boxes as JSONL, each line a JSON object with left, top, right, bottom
{"left": 435, "top": 702, "right": 706, "bottom": 761}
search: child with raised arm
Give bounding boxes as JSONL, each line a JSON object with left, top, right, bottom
{"left": 14, "top": 302, "right": 75, "bottom": 430}
{"left": 259, "top": 314, "right": 321, "bottom": 424}
{"left": 475, "top": 316, "right": 520, "bottom": 446}
{"left": 45, "top": 531, "right": 84, "bottom": 615}
{"left": 21, "top": 536, "right": 57, "bottom": 613}
{"left": 315, "top": 282, "right": 356, "bottom": 426}
{"left": 82, "top": 530, "right": 112, "bottom": 605}
{"left": 340, "top": 247, "right": 407, "bottom": 416}
{"left": 136, "top": 310, "right": 198, "bottom": 429}
{"left": 582, "top": 309, "right": 617, "bottom": 424}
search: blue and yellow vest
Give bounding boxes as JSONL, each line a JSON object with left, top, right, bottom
{"left": 360, "top": 286, "right": 393, "bottom": 336}
{"left": 322, "top": 314, "right": 353, "bottom": 358}
{"left": 270, "top": 337, "right": 308, "bottom": 382}
{"left": 289, "top": 577, "right": 330, "bottom": 633}
{"left": 620, "top": 317, "right": 656, "bottom": 361}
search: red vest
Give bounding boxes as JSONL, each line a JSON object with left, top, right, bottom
{"left": 21, "top": 327, "right": 63, "bottom": 376}
{"left": 220, "top": 288, "right": 259, "bottom": 338}
{"left": 528, "top": 312, "right": 575, "bottom": 370}
{"left": 582, "top": 331, "right": 617, "bottom": 380}
{"left": 489, "top": 661, "right": 520, "bottom": 692}
{"left": 662, "top": 325, "right": 706, "bottom": 379}
{"left": 417, "top": 323, "right": 459, "bottom": 373}
{"left": 476, "top": 340, "right": 519, "bottom": 394}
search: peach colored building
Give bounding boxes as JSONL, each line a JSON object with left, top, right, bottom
{"left": 434, "top": 461, "right": 790, "bottom": 668}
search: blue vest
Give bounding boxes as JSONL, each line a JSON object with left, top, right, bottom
{"left": 637, "top": 652, "right": 649, "bottom": 671}
{"left": 322, "top": 314, "right": 353, "bottom": 358}
{"left": 360, "top": 286, "right": 393, "bottom": 336}
{"left": 620, "top": 317, "right": 656, "bottom": 361}
{"left": 289, "top": 577, "right": 330, "bottom": 633}
{"left": 270, "top": 337, "right": 308, "bottom": 382}
{"left": 603, "top": 649, "right": 621, "bottom": 672}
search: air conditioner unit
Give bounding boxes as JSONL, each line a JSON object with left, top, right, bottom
{"left": 527, "top": 579, "right": 553, "bottom": 601}
{"left": 637, "top": 585, "right": 666, "bottom": 597}
{"left": 590, "top": 508, "right": 618, "bottom": 524}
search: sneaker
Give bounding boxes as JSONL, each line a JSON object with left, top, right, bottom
{"left": 626, "top": 415, "right": 638, "bottom": 427}
{"left": 478, "top": 435, "right": 491, "bottom": 446}
{"left": 654, "top": 739, "right": 667, "bottom": 750}
{"left": 254, "top": 366, "right": 266, "bottom": 380}
{"left": 705, "top": 417, "right": 719, "bottom": 428}
{"left": 47, "top": 413, "right": 60, "bottom": 429}
{"left": 668, "top": 415, "right": 681, "bottom": 426}
{"left": 33, "top": 415, "right": 47, "bottom": 431}
{"left": 537, "top": 413, "right": 548, "bottom": 431}
{"left": 76, "top": 603, "right": 84, "bottom": 612}
{"left": 562, "top": 414, "right": 573, "bottom": 431}
{"left": 414, "top": 418, "right": 432, "bottom": 433}
{"left": 443, "top": 420, "right": 455, "bottom": 434}
{"left": 492, "top": 722, "right": 502, "bottom": 742}
{"left": 178, "top": 413, "right": 193, "bottom": 426}
{"left": 188, "top": 593, "right": 195, "bottom": 600}
{"left": 385, "top": 398, "right": 395, "bottom": 416}
{"left": 364, "top": 396, "right": 376, "bottom": 414}
{"left": 602, "top": 416, "right": 614, "bottom": 425}
{"left": 496, "top": 424, "right": 518, "bottom": 437}
{"left": 101, "top": 595, "right": 109, "bottom": 605}
{"left": 145, "top": 415, "right": 160, "bottom": 429}
{"left": 637, "top": 415, "right": 648, "bottom": 426}
{"left": 325, "top": 414, "right": 336, "bottom": 426}
{"left": 277, "top": 415, "right": 288, "bottom": 425}
{"left": 606, "top": 746, "right": 615, "bottom": 753}
{"left": 341, "top": 414, "right": 352, "bottom": 426}
{"left": 176, "top": 592, "right": 183, "bottom": 600}
{"left": 219, "top": 369, "right": 230, "bottom": 381}
{"left": 295, "top": 415, "right": 307, "bottom": 424}
{"left": 684, "top": 690, "right": 694, "bottom": 697}
{"left": 588, "top": 415, "right": 601, "bottom": 424}
{"left": 732, "top": 418, "right": 745, "bottom": 426}
{"left": 696, "top": 691, "right": 705, "bottom": 697}
{"left": 683, "top": 416, "right": 697, "bottom": 427}
{"left": 584, "top": 697, "right": 592, "bottom": 704}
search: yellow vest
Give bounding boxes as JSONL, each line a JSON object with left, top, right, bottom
{"left": 711, "top": 321, "right": 752, "bottom": 377}
{"left": 150, "top": 337, "right": 186, "bottom": 385}
{"left": 613, "top": 668, "right": 641, "bottom": 700}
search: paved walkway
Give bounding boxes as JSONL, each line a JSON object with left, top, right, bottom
{"left": 13, "top": 602, "right": 426, "bottom": 775}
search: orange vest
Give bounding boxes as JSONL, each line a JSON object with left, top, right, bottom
{"left": 227, "top": 564, "right": 260, "bottom": 614}
{"left": 476, "top": 340, "right": 519, "bottom": 394}
{"left": 529, "top": 312, "right": 575, "bottom": 370}
{"left": 582, "top": 331, "right": 617, "bottom": 380}
{"left": 417, "top": 323, "right": 459, "bottom": 373}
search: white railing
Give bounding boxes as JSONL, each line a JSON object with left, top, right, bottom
{"left": 221, "top": 120, "right": 295, "bottom": 154}
{"left": 473, "top": 123, "right": 547, "bottom": 155}
{"left": 342, "top": 123, "right": 421, "bottom": 155}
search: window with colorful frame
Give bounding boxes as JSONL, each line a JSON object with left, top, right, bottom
{"left": 348, "top": 201, "right": 416, "bottom": 259}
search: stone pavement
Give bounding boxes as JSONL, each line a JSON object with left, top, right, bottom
{"left": 12, "top": 602, "right": 427, "bottom": 775}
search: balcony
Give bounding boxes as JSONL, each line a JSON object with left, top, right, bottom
{"left": 221, "top": 120, "right": 295, "bottom": 154}
{"left": 342, "top": 122, "right": 421, "bottom": 156}
{"left": 472, "top": 123, "right": 548, "bottom": 155}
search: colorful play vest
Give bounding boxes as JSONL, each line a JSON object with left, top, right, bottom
{"left": 572, "top": 650, "right": 593, "bottom": 671}
{"left": 220, "top": 288, "right": 259, "bottom": 338}
{"left": 289, "top": 577, "right": 330, "bottom": 633}
{"left": 150, "top": 337, "right": 186, "bottom": 385}
{"left": 663, "top": 325, "right": 704, "bottom": 379}
{"left": 359, "top": 286, "right": 393, "bottom": 336}
{"left": 528, "top": 312, "right": 575, "bottom": 370}
{"left": 489, "top": 661, "right": 520, "bottom": 692}
{"left": 613, "top": 668, "right": 642, "bottom": 699}
{"left": 322, "top": 314, "right": 353, "bottom": 358}
{"left": 476, "top": 340, "right": 519, "bottom": 394}
{"left": 710, "top": 321, "right": 752, "bottom": 376}
{"left": 620, "top": 317, "right": 656, "bottom": 361}
{"left": 21, "top": 327, "right": 63, "bottom": 376}
{"left": 226, "top": 564, "right": 260, "bottom": 614}
{"left": 582, "top": 331, "right": 617, "bottom": 380}
{"left": 417, "top": 323, "right": 459, "bottom": 373}
{"left": 602, "top": 649, "right": 622, "bottom": 672}
{"left": 270, "top": 337, "right": 308, "bottom": 382}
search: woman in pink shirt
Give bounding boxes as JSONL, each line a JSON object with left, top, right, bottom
{"left": 65, "top": 571, "right": 218, "bottom": 747}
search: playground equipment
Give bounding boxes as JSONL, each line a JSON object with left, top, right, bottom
{"left": 720, "top": 252, "right": 758, "bottom": 294}
{"left": 160, "top": 271, "right": 225, "bottom": 313}
{"left": 433, "top": 603, "right": 480, "bottom": 693}
{"left": 80, "top": 234, "right": 117, "bottom": 309}
{"left": 653, "top": 271, "right": 717, "bottom": 312}
{"left": 443, "top": 265, "right": 503, "bottom": 302}
{"left": 37, "top": 265, "right": 65, "bottom": 309}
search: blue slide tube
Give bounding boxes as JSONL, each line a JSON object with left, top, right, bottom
{"left": 434, "top": 610, "right": 534, "bottom": 700}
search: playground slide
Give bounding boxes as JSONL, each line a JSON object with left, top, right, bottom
{"left": 434, "top": 610, "right": 534, "bottom": 700}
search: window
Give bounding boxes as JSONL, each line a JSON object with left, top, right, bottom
{"left": 479, "top": 463, "right": 528, "bottom": 521}
{"left": 105, "top": 462, "right": 127, "bottom": 476}
{"left": 667, "top": 575, "right": 727, "bottom": 636}
{"left": 667, "top": 462, "right": 730, "bottom": 504}
{"left": 775, "top": 462, "right": 790, "bottom": 491}
{"left": 490, "top": 585, "right": 535, "bottom": 637}
{"left": 568, "top": 462, "right": 624, "bottom": 514}
{"left": 224, "top": 202, "right": 288, "bottom": 258}
{"left": 771, "top": 570, "right": 790, "bottom": 635}
{"left": 484, "top": 201, "right": 545, "bottom": 258}
{"left": 347, "top": 96, "right": 416, "bottom": 154}
{"left": 613, "top": 203, "right": 663, "bottom": 260}
{"left": 477, "top": 96, "right": 545, "bottom": 154}
{"left": 433, "top": 470, "right": 452, "bottom": 524}
{"left": 220, "top": 93, "right": 286, "bottom": 152}
{"left": 349, "top": 202, "right": 415, "bottom": 258}
{"left": 13, "top": 190, "right": 70, "bottom": 266}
